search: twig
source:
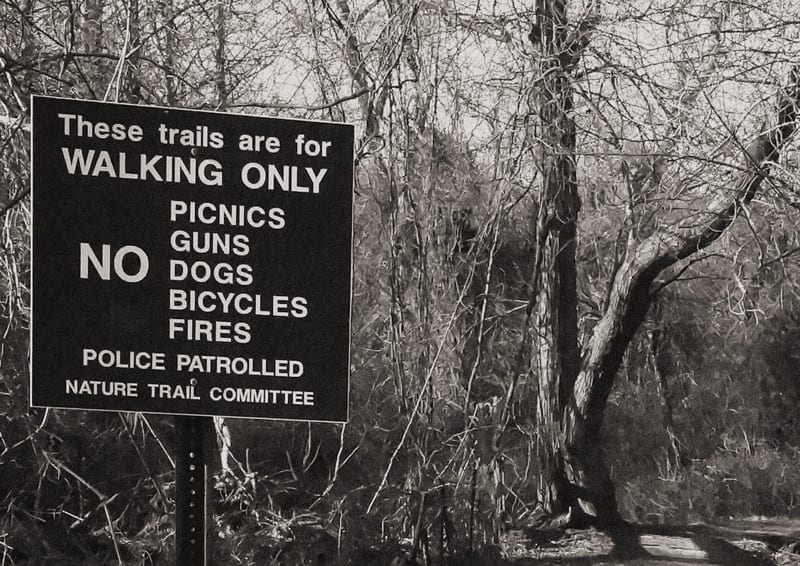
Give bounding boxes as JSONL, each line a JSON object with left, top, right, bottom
{"left": 69, "top": 493, "right": 120, "bottom": 529}
{"left": 118, "top": 413, "right": 169, "bottom": 509}
{"left": 1, "top": 408, "right": 48, "bottom": 456}
{"left": 104, "top": 0, "right": 133, "bottom": 102}
{"left": 313, "top": 423, "right": 346, "bottom": 503}
{"left": 0, "top": 187, "right": 29, "bottom": 218}
{"left": 463, "top": 208, "right": 502, "bottom": 413}
{"left": 43, "top": 453, "right": 123, "bottom": 564}
{"left": 0, "top": 114, "right": 27, "bottom": 135}
{"left": 366, "top": 270, "right": 473, "bottom": 513}
{"left": 141, "top": 415, "right": 174, "bottom": 468}
{"left": 229, "top": 87, "right": 371, "bottom": 112}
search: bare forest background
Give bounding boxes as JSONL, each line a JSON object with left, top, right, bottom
{"left": 1, "top": 0, "right": 800, "bottom": 564}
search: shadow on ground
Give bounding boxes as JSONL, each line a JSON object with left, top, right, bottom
{"left": 498, "top": 521, "right": 798, "bottom": 565}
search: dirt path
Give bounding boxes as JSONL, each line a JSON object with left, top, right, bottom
{"left": 501, "top": 519, "right": 800, "bottom": 565}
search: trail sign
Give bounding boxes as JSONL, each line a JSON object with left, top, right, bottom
{"left": 30, "top": 96, "right": 353, "bottom": 423}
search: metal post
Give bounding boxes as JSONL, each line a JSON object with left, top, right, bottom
{"left": 175, "top": 416, "right": 213, "bottom": 566}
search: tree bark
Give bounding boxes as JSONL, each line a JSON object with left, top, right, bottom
{"left": 159, "top": 0, "right": 178, "bottom": 105}
{"left": 214, "top": 0, "right": 227, "bottom": 108}
{"left": 529, "top": 0, "right": 583, "bottom": 520}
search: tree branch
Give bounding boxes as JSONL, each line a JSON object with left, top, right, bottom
{"left": 571, "top": 66, "right": 800, "bottom": 434}
{"left": 229, "top": 87, "right": 371, "bottom": 112}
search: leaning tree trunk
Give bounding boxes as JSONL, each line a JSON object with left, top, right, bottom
{"left": 560, "top": 66, "right": 800, "bottom": 523}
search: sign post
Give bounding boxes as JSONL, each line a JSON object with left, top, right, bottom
{"left": 174, "top": 416, "right": 213, "bottom": 564}
{"left": 30, "top": 96, "right": 354, "bottom": 564}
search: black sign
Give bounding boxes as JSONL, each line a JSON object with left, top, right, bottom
{"left": 30, "top": 96, "right": 353, "bottom": 422}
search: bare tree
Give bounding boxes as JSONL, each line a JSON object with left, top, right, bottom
{"left": 523, "top": 0, "right": 800, "bottom": 525}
